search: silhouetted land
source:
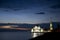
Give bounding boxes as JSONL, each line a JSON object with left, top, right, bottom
{"left": 30, "top": 23, "right": 60, "bottom": 40}
{"left": 0, "top": 22, "right": 60, "bottom": 32}
{"left": 0, "top": 22, "right": 60, "bottom": 28}
{"left": 30, "top": 32, "right": 60, "bottom": 40}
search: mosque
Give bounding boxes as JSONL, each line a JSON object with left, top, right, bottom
{"left": 31, "top": 18, "right": 53, "bottom": 38}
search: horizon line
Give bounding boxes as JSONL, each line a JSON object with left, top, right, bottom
{"left": 0, "top": 22, "right": 59, "bottom": 24}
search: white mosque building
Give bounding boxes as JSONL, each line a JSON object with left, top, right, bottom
{"left": 31, "top": 19, "right": 53, "bottom": 38}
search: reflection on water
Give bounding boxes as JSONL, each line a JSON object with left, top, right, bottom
{"left": 31, "top": 32, "right": 44, "bottom": 38}
{"left": 0, "top": 31, "right": 45, "bottom": 40}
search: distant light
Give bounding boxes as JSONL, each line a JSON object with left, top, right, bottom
{"left": 1, "top": 26, "right": 12, "bottom": 28}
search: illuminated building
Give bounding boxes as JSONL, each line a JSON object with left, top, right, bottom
{"left": 31, "top": 25, "right": 44, "bottom": 33}
{"left": 31, "top": 18, "right": 53, "bottom": 38}
{"left": 31, "top": 25, "right": 45, "bottom": 38}
{"left": 50, "top": 19, "right": 53, "bottom": 31}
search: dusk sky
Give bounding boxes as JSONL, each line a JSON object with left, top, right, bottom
{"left": 0, "top": 0, "right": 60, "bottom": 24}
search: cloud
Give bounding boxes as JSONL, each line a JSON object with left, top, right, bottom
{"left": 50, "top": 4, "right": 60, "bottom": 9}
{"left": 0, "top": 0, "right": 60, "bottom": 11}
{"left": 46, "top": 0, "right": 60, "bottom": 9}
{"left": 0, "top": 0, "right": 29, "bottom": 11}
{"left": 35, "top": 12, "right": 45, "bottom": 14}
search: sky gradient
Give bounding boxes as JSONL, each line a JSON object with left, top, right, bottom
{"left": 0, "top": 0, "right": 60, "bottom": 24}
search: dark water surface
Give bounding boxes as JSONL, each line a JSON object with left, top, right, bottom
{"left": 0, "top": 31, "right": 32, "bottom": 40}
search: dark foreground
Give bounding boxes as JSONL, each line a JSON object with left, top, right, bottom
{"left": 30, "top": 32, "right": 60, "bottom": 40}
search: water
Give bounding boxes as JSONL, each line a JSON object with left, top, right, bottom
{"left": 0, "top": 31, "right": 32, "bottom": 40}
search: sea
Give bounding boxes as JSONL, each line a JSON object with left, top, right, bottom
{"left": 0, "top": 31, "right": 32, "bottom": 40}
{"left": 0, "top": 22, "right": 59, "bottom": 40}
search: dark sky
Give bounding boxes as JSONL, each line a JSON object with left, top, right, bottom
{"left": 0, "top": 0, "right": 60, "bottom": 24}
